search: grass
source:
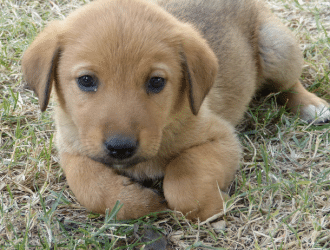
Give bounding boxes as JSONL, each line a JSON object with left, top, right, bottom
{"left": 1, "top": 0, "right": 330, "bottom": 249}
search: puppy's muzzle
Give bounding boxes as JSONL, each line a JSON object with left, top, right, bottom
{"left": 104, "top": 135, "right": 138, "bottom": 160}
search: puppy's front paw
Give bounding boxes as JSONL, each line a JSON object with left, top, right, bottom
{"left": 117, "top": 182, "right": 168, "bottom": 219}
{"left": 61, "top": 153, "right": 168, "bottom": 219}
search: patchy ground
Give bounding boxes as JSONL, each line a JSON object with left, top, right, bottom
{"left": 0, "top": 0, "right": 329, "bottom": 249}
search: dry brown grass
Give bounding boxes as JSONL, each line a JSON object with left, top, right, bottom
{"left": 1, "top": 0, "right": 329, "bottom": 249}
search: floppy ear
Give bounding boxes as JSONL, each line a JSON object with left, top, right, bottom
{"left": 22, "top": 21, "right": 62, "bottom": 112}
{"left": 180, "top": 24, "right": 218, "bottom": 115}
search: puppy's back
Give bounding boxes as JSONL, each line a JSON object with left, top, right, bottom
{"left": 159, "top": 0, "right": 260, "bottom": 53}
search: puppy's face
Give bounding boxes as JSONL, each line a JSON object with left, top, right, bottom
{"left": 58, "top": 18, "right": 184, "bottom": 167}
{"left": 22, "top": 0, "right": 218, "bottom": 169}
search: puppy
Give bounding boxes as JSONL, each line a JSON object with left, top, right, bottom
{"left": 22, "top": 0, "right": 329, "bottom": 220}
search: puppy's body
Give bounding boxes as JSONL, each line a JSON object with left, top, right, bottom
{"left": 162, "top": 0, "right": 312, "bottom": 125}
{"left": 22, "top": 0, "right": 329, "bottom": 220}
{"left": 162, "top": 0, "right": 261, "bottom": 125}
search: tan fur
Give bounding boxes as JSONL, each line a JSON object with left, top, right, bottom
{"left": 22, "top": 0, "right": 329, "bottom": 220}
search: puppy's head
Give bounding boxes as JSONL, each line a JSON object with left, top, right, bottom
{"left": 22, "top": 0, "right": 218, "bottom": 168}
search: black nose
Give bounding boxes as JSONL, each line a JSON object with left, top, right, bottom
{"left": 104, "top": 135, "right": 138, "bottom": 160}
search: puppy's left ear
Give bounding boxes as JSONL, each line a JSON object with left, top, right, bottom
{"left": 22, "top": 21, "right": 62, "bottom": 112}
{"left": 180, "top": 24, "right": 218, "bottom": 115}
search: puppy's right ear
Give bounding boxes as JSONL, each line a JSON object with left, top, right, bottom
{"left": 179, "top": 24, "right": 218, "bottom": 116}
{"left": 22, "top": 21, "right": 62, "bottom": 112}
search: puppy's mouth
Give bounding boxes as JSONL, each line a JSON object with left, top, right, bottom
{"left": 90, "top": 155, "right": 147, "bottom": 169}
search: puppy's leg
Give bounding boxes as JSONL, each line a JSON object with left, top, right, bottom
{"left": 61, "top": 153, "right": 167, "bottom": 219}
{"left": 258, "top": 15, "right": 330, "bottom": 123}
{"left": 281, "top": 82, "right": 330, "bottom": 123}
{"left": 163, "top": 129, "right": 240, "bottom": 221}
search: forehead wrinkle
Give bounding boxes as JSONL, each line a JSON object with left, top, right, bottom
{"left": 63, "top": 0, "right": 182, "bottom": 62}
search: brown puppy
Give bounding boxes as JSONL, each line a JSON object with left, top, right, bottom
{"left": 22, "top": 0, "right": 329, "bottom": 220}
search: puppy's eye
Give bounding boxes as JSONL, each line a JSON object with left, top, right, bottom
{"left": 77, "top": 75, "right": 98, "bottom": 92}
{"left": 146, "top": 77, "right": 166, "bottom": 94}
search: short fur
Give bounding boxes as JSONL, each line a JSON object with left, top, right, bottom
{"left": 22, "top": 0, "right": 329, "bottom": 220}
